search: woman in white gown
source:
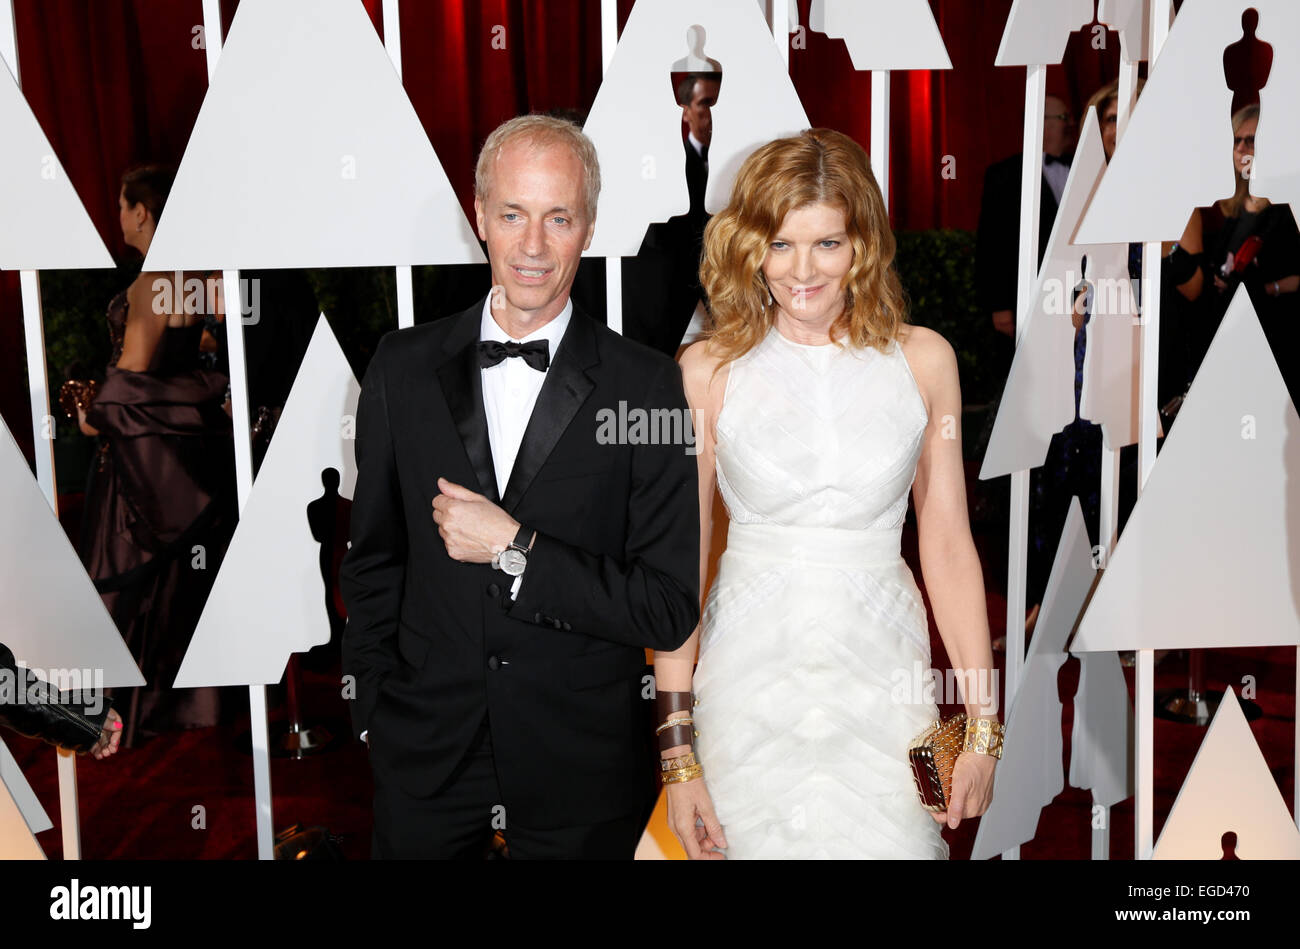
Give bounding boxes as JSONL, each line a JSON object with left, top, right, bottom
{"left": 654, "top": 129, "right": 1000, "bottom": 860}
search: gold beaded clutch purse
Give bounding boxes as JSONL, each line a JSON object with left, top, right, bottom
{"left": 908, "top": 713, "right": 966, "bottom": 812}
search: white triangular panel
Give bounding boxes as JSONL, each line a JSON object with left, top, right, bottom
{"left": 0, "top": 738, "right": 52, "bottom": 836}
{"left": 1096, "top": 0, "right": 1164, "bottom": 64}
{"left": 0, "top": 766, "right": 44, "bottom": 859}
{"left": 176, "top": 316, "right": 359, "bottom": 687}
{"left": 1153, "top": 689, "right": 1300, "bottom": 859}
{"left": 583, "top": 0, "right": 810, "bottom": 257}
{"left": 995, "top": 0, "right": 1093, "bottom": 67}
{"left": 144, "top": 0, "right": 483, "bottom": 271}
{"left": 808, "top": 0, "right": 951, "bottom": 71}
{"left": 0, "top": 419, "right": 142, "bottom": 687}
{"left": 0, "top": 61, "right": 113, "bottom": 270}
{"left": 972, "top": 501, "right": 1093, "bottom": 859}
{"left": 1073, "top": 287, "right": 1300, "bottom": 651}
{"left": 1077, "top": 0, "right": 1300, "bottom": 244}
{"left": 1068, "top": 649, "right": 1133, "bottom": 808}
{"left": 981, "top": 112, "right": 1140, "bottom": 479}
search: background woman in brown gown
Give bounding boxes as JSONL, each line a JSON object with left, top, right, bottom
{"left": 75, "top": 165, "right": 237, "bottom": 746}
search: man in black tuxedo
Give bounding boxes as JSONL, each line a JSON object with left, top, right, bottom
{"left": 340, "top": 115, "right": 700, "bottom": 859}
{"left": 623, "top": 72, "right": 720, "bottom": 357}
{"left": 975, "top": 94, "right": 1077, "bottom": 340}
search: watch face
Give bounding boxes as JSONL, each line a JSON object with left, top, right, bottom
{"left": 498, "top": 548, "right": 527, "bottom": 576}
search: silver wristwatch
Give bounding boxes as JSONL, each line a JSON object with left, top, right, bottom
{"left": 492, "top": 526, "right": 537, "bottom": 577}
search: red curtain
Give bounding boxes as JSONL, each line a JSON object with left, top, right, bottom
{"left": 0, "top": 0, "right": 1152, "bottom": 464}
{"left": 395, "top": 0, "right": 634, "bottom": 224}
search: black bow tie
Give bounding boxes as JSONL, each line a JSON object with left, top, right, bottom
{"left": 1044, "top": 153, "right": 1071, "bottom": 167}
{"left": 478, "top": 339, "right": 550, "bottom": 372}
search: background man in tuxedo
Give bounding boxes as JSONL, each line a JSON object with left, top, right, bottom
{"left": 622, "top": 72, "right": 721, "bottom": 357}
{"left": 340, "top": 115, "right": 700, "bottom": 859}
{"left": 975, "top": 93, "right": 1077, "bottom": 340}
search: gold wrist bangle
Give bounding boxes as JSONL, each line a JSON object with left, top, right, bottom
{"left": 962, "top": 717, "right": 1004, "bottom": 759}
{"left": 661, "top": 763, "right": 704, "bottom": 785}
{"left": 660, "top": 752, "right": 697, "bottom": 771}
{"left": 656, "top": 715, "right": 693, "bottom": 735}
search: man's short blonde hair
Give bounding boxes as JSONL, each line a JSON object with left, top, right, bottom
{"left": 474, "top": 114, "right": 601, "bottom": 223}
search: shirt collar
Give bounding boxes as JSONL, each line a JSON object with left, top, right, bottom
{"left": 688, "top": 132, "right": 706, "bottom": 157}
{"left": 479, "top": 291, "right": 573, "bottom": 353}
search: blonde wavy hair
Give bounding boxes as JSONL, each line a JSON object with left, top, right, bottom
{"left": 699, "top": 128, "right": 905, "bottom": 365}
{"left": 1219, "top": 104, "right": 1265, "bottom": 219}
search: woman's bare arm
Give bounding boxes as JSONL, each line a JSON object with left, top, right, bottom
{"left": 653, "top": 341, "right": 725, "bottom": 724}
{"left": 902, "top": 326, "right": 996, "bottom": 719}
{"left": 902, "top": 325, "right": 999, "bottom": 828}
{"left": 654, "top": 339, "right": 729, "bottom": 859}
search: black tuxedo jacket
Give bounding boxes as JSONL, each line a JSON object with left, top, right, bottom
{"left": 340, "top": 298, "right": 700, "bottom": 829}
{"left": 975, "top": 152, "right": 1063, "bottom": 318}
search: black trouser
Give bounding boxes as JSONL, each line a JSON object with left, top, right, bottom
{"left": 370, "top": 717, "right": 642, "bottom": 860}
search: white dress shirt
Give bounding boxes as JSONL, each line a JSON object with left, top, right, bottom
{"left": 688, "top": 131, "right": 706, "bottom": 161}
{"left": 479, "top": 294, "right": 572, "bottom": 497}
{"left": 1042, "top": 152, "right": 1069, "bottom": 205}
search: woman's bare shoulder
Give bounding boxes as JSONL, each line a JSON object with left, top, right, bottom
{"left": 895, "top": 324, "right": 958, "bottom": 405}
{"left": 678, "top": 340, "right": 730, "bottom": 420}
{"left": 679, "top": 339, "right": 726, "bottom": 383}
{"left": 896, "top": 324, "right": 955, "bottom": 369}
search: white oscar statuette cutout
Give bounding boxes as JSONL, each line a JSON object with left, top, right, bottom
{"left": 1153, "top": 689, "right": 1300, "bottom": 859}
{"left": 583, "top": 0, "right": 809, "bottom": 259}
{"left": 178, "top": 317, "right": 359, "bottom": 687}
{"left": 1078, "top": 0, "right": 1300, "bottom": 245}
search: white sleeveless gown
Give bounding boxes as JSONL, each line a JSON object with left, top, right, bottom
{"left": 694, "top": 327, "right": 949, "bottom": 860}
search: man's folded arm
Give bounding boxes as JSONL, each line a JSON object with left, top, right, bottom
{"left": 340, "top": 335, "right": 408, "bottom": 741}
{"left": 508, "top": 360, "right": 700, "bottom": 651}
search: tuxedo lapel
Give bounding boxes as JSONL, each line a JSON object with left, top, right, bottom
{"left": 500, "top": 309, "right": 600, "bottom": 513}
{"left": 435, "top": 302, "right": 499, "bottom": 503}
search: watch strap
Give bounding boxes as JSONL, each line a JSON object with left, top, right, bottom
{"left": 512, "top": 524, "right": 533, "bottom": 552}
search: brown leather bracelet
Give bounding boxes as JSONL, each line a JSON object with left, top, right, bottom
{"left": 656, "top": 689, "right": 695, "bottom": 752}
{"left": 655, "top": 690, "right": 693, "bottom": 723}
{"left": 657, "top": 722, "right": 695, "bottom": 752}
